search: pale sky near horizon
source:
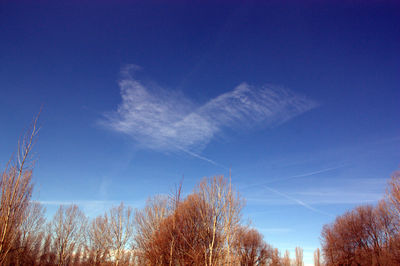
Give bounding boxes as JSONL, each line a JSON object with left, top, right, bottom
{"left": 1, "top": 1, "right": 399, "bottom": 264}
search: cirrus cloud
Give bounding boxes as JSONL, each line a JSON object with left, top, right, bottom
{"left": 103, "top": 67, "right": 318, "bottom": 154}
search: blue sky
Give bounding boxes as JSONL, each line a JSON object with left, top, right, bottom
{"left": 1, "top": 1, "right": 399, "bottom": 264}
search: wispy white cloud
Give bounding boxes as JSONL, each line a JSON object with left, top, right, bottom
{"left": 103, "top": 67, "right": 317, "bottom": 157}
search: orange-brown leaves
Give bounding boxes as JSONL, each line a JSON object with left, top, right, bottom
{"left": 321, "top": 203, "right": 398, "bottom": 265}
{"left": 232, "top": 226, "right": 272, "bottom": 265}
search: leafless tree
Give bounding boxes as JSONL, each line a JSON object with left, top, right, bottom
{"left": 196, "top": 176, "right": 226, "bottom": 265}
{"left": 281, "top": 250, "right": 291, "bottom": 266}
{"left": 387, "top": 170, "right": 400, "bottom": 227}
{"left": 0, "top": 113, "right": 40, "bottom": 263}
{"left": 107, "top": 202, "right": 134, "bottom": 266}
{"left": 15, "top": 201, "right": 46, "bottom": 264}
{"left": 87, "top": 214, "right": 112, "bottom": 265}
{"left": 314, "top": 248, "right": 321, "bottom": 266}
{"left": 269, "top": 248, "right": 280, "bottom": 266}
{"left": 50, "top": 204, "right": 87, "bottom": 266}
{"left": 384, "top": 171, "right": 400, "bottom": 263}
{"left": 134, "top": 195, "right": 169, "bottom": 263}
{"left": 40, "top": 231, "right": 53, "bottom": 265}
{"left": 196, "top": 175, "right": 244, "bottom": 265}
{"left": 294, "top": 246, "right": 303, "bottom": 266}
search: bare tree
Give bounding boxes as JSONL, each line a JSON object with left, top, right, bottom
{"left": 384, "top": 171, "right": 400, "bottom": 263}
{"left": 108, "top": 202, "right": 134, "bottom": 266}
{"left": 16, "top": 201, "right": 46, "bottom": 264}
{"left": 294, "top": 246, "right": 303, "bottom": 266}
{"left": 134, "top": 195, "right": 169, "bottom": 263}
{"left": 40, "top": 230, "right": 53, "bottom": 265}
{"left": 50, "top": 204, "right": 87, "bottom": 266}
{"left": 87, "top": 214, "right": 112, "bottom": 264}
{"left": 269, "top": 248, "right": 280, "bottom": 266}
{"left": 196, "top": 176, "right": 225, "bottom": 265}
{"left": 387, "top": 170, "right": 400, "bottom": 226}
{"left": 314, "top": 248, "right": 321, "bottom": 266}
{"left": 281, "top": 250, "right": 291, "bottom": 266}
{"left": 223, "top": 174, "right": 244, "bottom": 265}
{"left": 196, "top": 175, "right": 244, "bottom": 265}
{"left": 0, "top": 113, "right": 40, "bottom": 263}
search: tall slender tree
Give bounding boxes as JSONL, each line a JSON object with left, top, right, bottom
{"left": 294, "top": 246, "right": 304, "bottom": 266}
{"left": 0, "top": 113, "right": 40, "bottom": 263}
{"left": 196, "top": 175, "right": 244, "bottom": 265}
{"left": 314, "top": 248, "right": 321, "bottom": 266}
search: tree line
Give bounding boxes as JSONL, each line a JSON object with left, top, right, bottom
{"left": 1, "top": 115, "right": 399, "bottom": 265}
{"left": 0, "top": 116, "right": 309, "bottom": 265}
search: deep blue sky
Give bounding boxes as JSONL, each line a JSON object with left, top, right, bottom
{"left": 1, "top": 1, "right": 399, "bottom": 264}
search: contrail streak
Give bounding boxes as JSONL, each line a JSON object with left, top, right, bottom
{"left": 268, "top": 164, "right": 347, "bottom": 184}
{"left": 241, "top": 165, "right": 346, "bottom": 190}
{"left": 175, "top": 146, "right": 229, "bottom": 170}
{"left": 264, "top": 186, "right": 333, "bottom": 217}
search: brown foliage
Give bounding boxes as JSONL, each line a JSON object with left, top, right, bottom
{"left": 145, "top": 193, "right": 212, "bottom": 265}
{"left": 232, "top": 226, "right": 272, "bottom": 265}
{"left": 321, "top": 203, "right": 397, "bottom": 265}
{"left": 321, "top": 170, "right": 400, "bottom": 265}
{"left": 134, "top": 195, "right": 169, "bottom": 264}
{"left": 134, "top": 175, "right": 247, "bottom": 266}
